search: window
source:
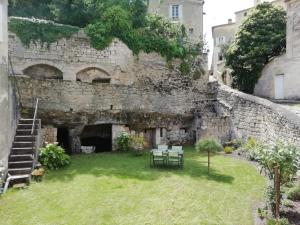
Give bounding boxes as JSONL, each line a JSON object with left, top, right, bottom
{"left": 244, "top": 12, "right": 247, "bottom": 16}
{"left": 0, "top": 3, "right": 3, "bottom": 42}
{"left": 218, "top": 53, "right": 223, "bottom": 61}
{"left": 216, "top": 36, "right": 226, "bottom": 45}
{"left": 189, "top": 28, "right": 194, "bottom": 35}
{"left": 160, "top": 128, "right": 164, "bottom": 138}
{"left": 171, "top": 5, "right": 179, "bottom": 20}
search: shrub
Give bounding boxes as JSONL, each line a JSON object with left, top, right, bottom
{"left": 224, "top": 146, "right": 233, "bottom": 154}
{"left": 195, "top": 138, "right": 223, "bottom": 173}
{"left": 266, "top": 218, "right": 290, "bottom": 225}
{"left": 116, "top": 133, "right": 131, "bottom": 152}
{"left": 130, "top": 134, "right": 148, "bottom": 156}
{"left": 39, "top": 143, "right": 70, "bottom": 170}
{"left": 287, "top": 183, "right": 300, "bottom": 201}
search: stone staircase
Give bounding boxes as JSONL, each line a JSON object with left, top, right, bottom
{"left": 7, "top": 118, "right": 41, "bottom": 181}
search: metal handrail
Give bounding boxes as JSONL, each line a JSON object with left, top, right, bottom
{"left": 31, "top": 98, "right": 39, "bottom": 135}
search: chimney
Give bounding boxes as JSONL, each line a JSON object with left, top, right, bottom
{"left": 228, "top": 19, "right": 233, "bottom": 24}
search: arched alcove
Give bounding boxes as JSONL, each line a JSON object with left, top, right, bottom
{"left": 76, "top": 67, "right": 111, "bottom": 83}
{"left": 23, "top": 64, "right": 63, "bottom": 80}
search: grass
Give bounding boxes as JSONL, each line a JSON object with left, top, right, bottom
{"left": 0, "top": 147, "right": 266, "bottom": 225}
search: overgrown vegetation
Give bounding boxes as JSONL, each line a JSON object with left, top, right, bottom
{"left": 9, "top": 17, "right": 79, "bottom": 47}
{"left": 225, "top": 3, "right": 286, "bottom": 93}
{"left": 39, "top": 143, "right": 71, "bottom": 170}
{"left": 9, "top": 0, "right": 203, "bottom": 76}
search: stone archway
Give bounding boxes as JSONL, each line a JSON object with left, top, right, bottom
{"left": 23, "top": 64, "right": 63, "bottom": 79}
{"left": 76, "top": 67, "right": 110, "bottom": 83}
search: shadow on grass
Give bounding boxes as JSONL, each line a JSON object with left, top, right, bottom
{"left": 45, "top": 151, "right": 234, "bottom": 184}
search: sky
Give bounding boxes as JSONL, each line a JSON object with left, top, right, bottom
{"left": 204, "top": 0, "right": 272, "bottom": 66}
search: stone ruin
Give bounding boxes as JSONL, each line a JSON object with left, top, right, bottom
{"left": 8, "top": 27, "right": 300, "bottom": 153}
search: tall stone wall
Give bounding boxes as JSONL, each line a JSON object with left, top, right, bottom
{"left": 0, "top": 0, "right": 18, "bottom": 168}
{"left": 214, "top": 83, "right": 300, "bottom": 146}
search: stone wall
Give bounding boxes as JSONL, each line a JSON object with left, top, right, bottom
{"left": 0, "top": 0, "right": 18, "bottom": 168}
{"left": 8, "top": 29, "right": 208, "bottom": 89}
{"left": 214, "top": 83, "right": 300, "bottom": 146}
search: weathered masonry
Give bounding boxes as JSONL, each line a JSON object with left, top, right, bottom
{"left": 9, "top": 27, "right": 210, "bottom": 152}
{"left": 8, "top": 20, "right": 300, "bottom": 154}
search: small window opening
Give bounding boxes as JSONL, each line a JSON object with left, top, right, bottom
{"left": 160, "top": 128, "right": 164, "bottom": 138}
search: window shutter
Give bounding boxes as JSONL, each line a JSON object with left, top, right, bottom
{"left": 179, "top": 5, "right": 183, "bottom": 20}
{"left": 169, "top": 5, "right": 173, "bottom": 19}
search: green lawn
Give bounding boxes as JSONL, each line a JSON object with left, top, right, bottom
{"left": 0, "top": 148, "right": 266, "bottom": 225}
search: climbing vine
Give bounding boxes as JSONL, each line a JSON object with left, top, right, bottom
{"left": 9, "top": 17, "right": 79, "bottom": 47}
{"left": 9, "top": 8, "right": 204, "bottom": 77}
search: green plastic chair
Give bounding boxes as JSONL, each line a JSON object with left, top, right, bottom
{"left": 168, "top": 151, "right": 183, "bottom": 169}
{"left": 152, "top": 151, "right": 165, "bottom": 166}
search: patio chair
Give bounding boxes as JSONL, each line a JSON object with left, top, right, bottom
{"left": 152, "top": 151, "right": 165, "bottom": 166}
{"left": 171, "top": 146, "right": 183, "bottom": 152}
{"left": 157, "top": 145, "right": 168, "bottom": 151}
{"left": 168, "top": 151, "right": 183, "bottom": 169}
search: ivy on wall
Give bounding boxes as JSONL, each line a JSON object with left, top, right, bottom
{"left": 9, "top": 17, "right": 79, "bottom": 47}
{"left": 8, "top": 14, "right": 204, "bottom": 78}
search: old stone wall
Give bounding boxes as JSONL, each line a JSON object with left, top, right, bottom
{"left": 214, "top": 83, "right": 300, "bottom": 146}
{"left": 8, "top": 29, "right": 208, "bottom": 89}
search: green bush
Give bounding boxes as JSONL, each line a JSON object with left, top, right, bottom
{"left": 116, "top": 133, "right": 131, "bottom": 152}
{"left": 266, "top": 218, "right": 290, "bottom": 225}
{"left": 224, "top": 146, "right": 233, "bottom": 154}
{"left": 39, "top": 143, "right": 70, "bottom": 170}
{"left": 130, "top": 134, "right": 148, "bottom": 156}
{"left": 287, "top": 183, "right": 300, "bottom": 201}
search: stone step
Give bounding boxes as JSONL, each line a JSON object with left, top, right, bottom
{"left": 13, "top": 141, "right": 34, "bottom": 148}
{"left": 18, "top": 119, "right": 40, "bottom": 125}
{"left": 8, "top": 168, "right": 32, "bottom": 176}
{"left": 9, "top": 154, "right": 33, "bottom": 161}
{"left": 14, "top": 135, "right": 36, "bottom": 142}
{"left": 11, "top": 147, "right": 34, "bottom": 155}
{"left": 18, "top": 124, "right": 39, "bottom": 129}
{"left": 16, "top": 129, "right": 38, "bottom": 135}
{"left": 8, "top": 161, "right": 34, "bottom": 169}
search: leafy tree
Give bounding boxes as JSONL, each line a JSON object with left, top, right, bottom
{"left": 195, "top": 138, "right": 223, "bottom": 173}
{"left": 225, "top": 3, "right": 286, "bottom": 93}
{"left": 9, "top": 0, "right": 53, "bottom": 19}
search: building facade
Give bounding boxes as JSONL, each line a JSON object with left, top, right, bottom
{"left": 211, "top": 0, "right": 285, "bottom": 86}
{"left": 254, "top": 0, "right": 300, "bottom": 100}
{"left": 148, "top": 0, "right": 204, "bottom": 42}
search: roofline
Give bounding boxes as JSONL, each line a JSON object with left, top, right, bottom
{"left": 212, "top": 22, "right": 236, "bottom": 30}
{"left": 235, "top": 7, "right": 253, "bottom": 14}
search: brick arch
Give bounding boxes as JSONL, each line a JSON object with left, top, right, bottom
{"left": 23, "top": 64, "right": 63, "bottom": 80}
{"left": 76, "top": 67, "right": 111, "bottom": 83}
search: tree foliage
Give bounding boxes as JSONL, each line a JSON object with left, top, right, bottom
{"left": 225, "top": 3, "right": 286, "bottom": 93}
{"left": 255, "top": 141, "right": 300, "bottom": 184}
{"left": 195, "top": 138, "right": 223, "bottom": 173}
